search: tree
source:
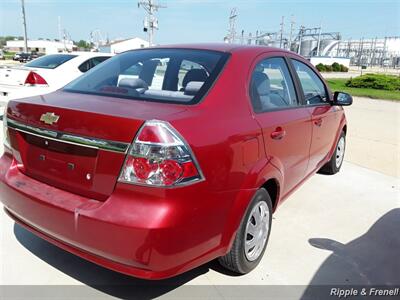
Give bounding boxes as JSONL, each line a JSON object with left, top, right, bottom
{"left": 76, "top": 40, "right": 90, "bottom": 49}
{"left": 0, "top": 36, "right": 24, "bottom": 48}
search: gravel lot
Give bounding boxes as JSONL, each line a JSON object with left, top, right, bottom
{"left": 0, "top": 96, "right": 399, "bottom": 299}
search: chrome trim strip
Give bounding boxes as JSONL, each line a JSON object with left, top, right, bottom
{"left": 7, "top": 118, "right": 130, "bottom": 154}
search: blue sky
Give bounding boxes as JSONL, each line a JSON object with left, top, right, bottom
{"left": 1, "top": 0, "right": 399, "bottom": 43}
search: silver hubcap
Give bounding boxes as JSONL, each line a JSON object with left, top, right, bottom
{"left": 244, "top": 201, "right": 270, "bottom": 261}
{"left": 336, "top": 136, "right": 345, "bottom": 168}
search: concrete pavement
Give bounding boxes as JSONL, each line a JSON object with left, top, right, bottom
{"left": 344, "top": 97, "right": 400, "bottom": 177}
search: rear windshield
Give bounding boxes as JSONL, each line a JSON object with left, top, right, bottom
{"left": 64, "top": 49, "right": 229, "bottom": 104}
{"left": 25, "top": 54, "right": 77, "bottom": 69}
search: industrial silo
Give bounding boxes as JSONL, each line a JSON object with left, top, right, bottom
{"left": 319, "top": 39, "right": 340, "bottom": 56}
{"left": 300, "top": 39, "right": 317, "bottom": 57}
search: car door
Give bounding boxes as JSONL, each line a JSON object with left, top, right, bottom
{"left": 290, "top": 59, "right": 341, "bottom": 174}
{"left": 249, "top": 55, "right": 312, "bottom": 196}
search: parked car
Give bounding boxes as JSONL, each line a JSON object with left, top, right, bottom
{"left": 17, "top": 52, "right": 32, "bottom": 63}
{"left": 0, "top": 52, "right": 112, "bottom": 104}
{"left": 0, "top": 44, "right": 352, "bottom": 279}
{"left": 28, "top": 51, "right": 44, "bottom": 60}
{"left": 12, "top": 52, "right": 22, "bottom": 61}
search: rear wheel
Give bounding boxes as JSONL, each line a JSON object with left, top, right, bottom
{"left": 319, "top": 131, "right": 346, "bottom": 175}
{"left": 219, "top": 188, "right": 272, "bottom": 274}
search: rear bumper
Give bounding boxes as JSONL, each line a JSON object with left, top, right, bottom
{"left": 0, "top": 153, "right": 249, "bottom": 279}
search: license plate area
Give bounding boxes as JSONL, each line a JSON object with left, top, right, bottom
{"left": 20, "top": 132, "right": 98, "bottom": 193}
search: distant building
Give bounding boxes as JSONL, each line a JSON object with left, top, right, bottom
{"left": 5, "top": 40, "right": 75, "bottom": 54}
{"left": 99, "top": 37, "right": 149, "bottom": 54}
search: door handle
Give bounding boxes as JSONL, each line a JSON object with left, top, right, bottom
{"left": 314, "top": 118, "right": 323, "bottom": 127}
{"left": 270, "top": 127, "right": 286, "bottom": 140}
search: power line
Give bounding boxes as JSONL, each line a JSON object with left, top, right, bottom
{"left": 138, "top": 0, "right": 166, "bottom": 46}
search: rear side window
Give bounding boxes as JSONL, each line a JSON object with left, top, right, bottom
{"left": 91, "top": 56, "right": 110, "bottom": 67}
{"left": 25, "top": 54, "right": 77, "bottom": 69}
{"left": 291, "top": 60, "right": 328, "bottom": 105}
{"left": 64, "top": 49, "right": 229, "bottom": 104}
{"left": 78, "top": 56, "right": 110, "bottom": 72}
{"left": 250, "top": 57, "right": 298, "bottom": 112}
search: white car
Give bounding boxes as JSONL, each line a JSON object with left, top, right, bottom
{"left": 0, "top": 52, "right": 112, "bottom": 106}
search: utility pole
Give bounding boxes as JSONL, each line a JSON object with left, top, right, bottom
{"left": 371, "top": 37, "right": 377, "bottom": 66}
{"left": 227, "top": 8, "right": 238, "bottom": 43}
{"left": 358, "top": 37, "right": 364, "bottom": 70}
{"left": 288, "top": 15, "right": 295, "bottom": 51}
{"left": 382, "top": 37, "right": 387, "bottom": 68}
{"left": 20, "top": 0, "right": 28, "bottom": 52}
{"left": 63, "top": 29, "right": 67, "bottom": 51}
{"left": 347, "top": 38, "right": 351, "bottom": 58}
{"left": 138, "top": 0, "right": 166, "bottom": 46}
{"left": 279, "top": 16, "right": 284, "bottom": 48}
{"left": 298, "top": 26, "right": 304, "bottom": 55}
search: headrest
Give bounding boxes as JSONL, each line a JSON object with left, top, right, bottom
{"left": 118, "top": 78, "right": 149, "bottom": 90}
{"left": 184, "top": 81, "right": 204, "bottom": 96}
{"left": 252, "top": 72, "right": 270, "bottom": 96}
{"left": 182, "top": 69, "right": 208, "bottom": 88}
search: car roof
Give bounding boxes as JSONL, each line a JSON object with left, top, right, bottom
{"left": 151, "top": 43, "right": 295, "bottom": 56}
{"left": 68, "top": 52, "right": 113, "bottom": 57}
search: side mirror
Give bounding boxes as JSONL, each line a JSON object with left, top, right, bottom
{"left": 332, "top": 91, "right": 353, "bottom": 106}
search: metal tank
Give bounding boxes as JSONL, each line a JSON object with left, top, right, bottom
{"left": 319, "top": 39, "right": 339, "bottom": 56}
{"left": 300, "top": 39, "right": 317, "bottom": 57}
{"left": 257, "top": 35, "right": 281, "bottom": 48}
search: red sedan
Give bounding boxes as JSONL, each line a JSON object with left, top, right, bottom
{"left": 0, "top": 44, "right": 352, "bottom": 279}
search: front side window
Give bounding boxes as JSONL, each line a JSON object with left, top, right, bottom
{"left": 250, "top": 57, "right": 298, "bottom": 112}
{"left": 291, "top": 60, "right": 328, "bottom": 105}
{"left": 64, "top": 49, "right": 229, "bottom": 104}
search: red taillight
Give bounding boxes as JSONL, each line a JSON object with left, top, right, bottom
{"left": 24, "top": 71, "right": 48, "bottom": 86}
{"left": 137, "top": 125, "right": 180, "bottom": 144}
{"left": 119, "top": 120, "right": 204, "bottom": 187}
{"left": 131, "top": 157, "right": 158, "bottom": 180}
{"left": 159, "top": 160, "right": 183, "bottom": 185}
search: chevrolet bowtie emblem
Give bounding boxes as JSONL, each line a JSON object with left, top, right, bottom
{"left": 40, "top": 112, "right": 60, "bottom": 125}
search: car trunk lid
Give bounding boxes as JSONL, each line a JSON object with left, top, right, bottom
{"left": 0, "top": 66, "right": 34, "bottom": 87}
{"left": 6, "top": 90, "right": 186, "bottom": 200}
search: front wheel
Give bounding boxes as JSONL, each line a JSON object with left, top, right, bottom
{"left": 319, "top": 131, "right": 346, "bottom": 175}
{"left": 218, "top": 188, "right": 272, "bottom": 274}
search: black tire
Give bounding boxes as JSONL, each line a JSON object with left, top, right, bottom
{"left": 218, "top": 188, "right": 273, "bottom": 274}
{"left": 319, "top": 131, "right": 346, "bottom": 175}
